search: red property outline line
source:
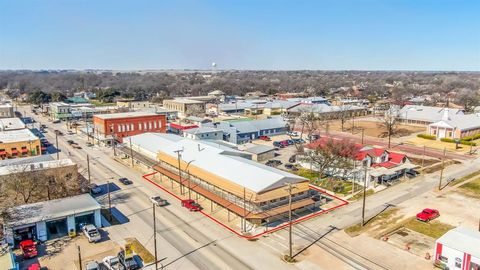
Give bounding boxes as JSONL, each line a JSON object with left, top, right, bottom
{"left": 143, "top": 172, "right": 348, "bottom": 239}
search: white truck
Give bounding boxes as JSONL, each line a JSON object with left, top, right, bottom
{"left": 82, "top": 224, "right": 101, "bottom": 243}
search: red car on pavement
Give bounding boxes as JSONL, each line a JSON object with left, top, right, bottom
{"left": 27, "top": 263, "right": 41, "bottom": 270}
{"left": 259, "top": 136, "right": 271, "bottom": 141}
{"left": 181, "top": 199, "right": 202, "bottom": 211}
{"left": 416, "top": 208, "right": 440, "bottom": 222}
{"left": 19, "top": 239, "right": 38, "bottom": 259}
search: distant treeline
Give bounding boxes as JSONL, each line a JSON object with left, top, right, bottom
{"left": 1, "top": 70, "right": 479, "bottom": 109}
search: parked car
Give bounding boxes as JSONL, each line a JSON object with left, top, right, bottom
{"left": 273, "top": 141, "right": 285, "bottom": 148}
{"left": 54, "top": 130, "right": 64, "bottom": 135}
{"left": 67, "top": 140, "right": 75, "bottom": 145}
{"left": 118, "top": 250, "right": 140, "bottom": 270}
{"left": 181, "top": 199, "right": 202, "bottom": 211}
{"left": 308, "top": 134, "right": 320, "bottom": 141}
{"left": 293, "top": 138, "right": 305, "bottom": 144}
{"left": 266, "top": 160, "right": 282, "bottom": 167}
{"left": 286, "top": 131, "right": 298, "bottom": 137}
{"left": 119, "top": 178, "right": 133, "bottom": 185}
{"left": 52, "top": 120, "right": 61, "bottom": 124}
{"left": 89, "top": 183, "right": 102, "bottom": 194}
{"left": 85, "top": 261, "right": 100, "bottom": 270}
{"left": 27, "top": 263, "right": 41, "bottom": 270}
{"left": 19, "top": 239, "right": 38, "bottom": 259}
{"left": 280, "top": 140, "right": 289, "bottom": 147}
{"left": 150, "top": 196, "right": 168, "bottom": 207}
{"left": 86, "top": 142, "right": 94, "bottom": 147}
{"left": 288, "top": 155, "right": 297, "bottom": 163}
{"left": 71, "top": 143, "right": 82, "bottom": 149}
{"left": 102, "top": 256, "right": 123, "bottom": 270}
{"left": 259, "top": 135, "right": 271, "bottom": 141}
{"left": 82, "top": 224, "right": 101, "bottom": 243}
{"left": 67, "top": 130, "right": 75, "bottom": 135}
{"left": 286, "top": 139, "right": 294, "bottom": 145}
{"left": 284, "top": 163, "right": 298, "bottom": 171}
{"left": 416, "top": 208, "right": 440, "bottom": 222}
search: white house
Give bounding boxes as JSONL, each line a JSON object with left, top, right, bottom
{"left": 435, "top": 227, "right": 480, "bottom": 270}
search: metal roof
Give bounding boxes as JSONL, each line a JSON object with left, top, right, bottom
{"left": 244, "top": 144, "right": 275, "bottom": 155}
{"left": 184, "top": 127, "right": 222, "bottom": 135}
{"left": 436, "top": 227, "right": 480, "bottom": 258}
{"left": 430, "top": 113, "right": 480, "bottom": 131}
{"left": 398, "top": 105, "right": 464, "bottom": 123}
{"left": 7, "top": 194, "right": 101, "bottom": 227}
{"left": 127, "top": 133, "right": 307, "bottom": 193}
{"left": 0, "top": 117, "right": 26, "bottom": 131}
{"left": 0, "top": 128, "right": 39, "bottom": 143}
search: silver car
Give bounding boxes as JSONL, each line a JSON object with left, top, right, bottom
{"left": 82, "top": 224, "right": 101, "bottom": 243}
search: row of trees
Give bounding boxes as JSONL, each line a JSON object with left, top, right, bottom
{"left": 1, "top": 70, "right": 479, "bottom": 109}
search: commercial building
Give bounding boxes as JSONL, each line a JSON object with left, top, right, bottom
{"left": 435, "top": 227, "right": 479, "bottom": 270}
{"left": 397, "top": 105, "right": 464, "bottom": 125}
{"left": 0, "top": 158, "right": 78, "bottom": 191}
{"left": 183, "top": 127, "right": 223, "bottom": 141}
{"left": 0, "top": 118, "right": 41, "bottom": 159}
{"left": 4, "top": 194, "right": 102, "bottom": 245}
{"left": 125, "top": 133, "right": 319, "bottom": 225}
{"left": 92, "top": 111, "right": 166, "bottom": 143}
{"left": 116, "top": 99, "right": 151, "bottom": 109}
{"left": 204, "top": 117, "right": 288, "bottom": 144}
{"left": 0, "top": 103, "right": 14, "bottom": 118}
{"left": 49, "top": 102, "right": 93, "bottom": 120}
{"left": 427, "top": 109, "right": 480, "bottom": 139}
{"left": 162, "top": 99, "right": 206, "bottom": 117}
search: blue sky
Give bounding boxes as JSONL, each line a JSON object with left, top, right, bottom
{"left": 0, "top": 0, "right": 479, "bottom": 70}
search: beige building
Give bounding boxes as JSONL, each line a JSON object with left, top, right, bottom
{"left": 116, "top": 99, "right": 151, "bottom": 109}
{"left": 0, "top": 118, "right": 41, "bottom": 159}
{"left": 163, "top": 99, "right": 206, "bottom": 117}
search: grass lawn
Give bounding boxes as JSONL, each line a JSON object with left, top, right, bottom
{"left": 345, "top": 208, "right": 399, "bottom": 237}
{"left": 125, "top": 238, "right": 155, "bottom": 264}
{"left": 295, "top": 168, "right": 354, "bottom": 195}
{"left": 450, "top": 170, "right": 480, "bottom": 186}
{"left": 403, "top": 218, "right": 454, "bottom": 239}
{"left": 458, "top": 178, "right": 480, "bottom": 199}
{"left": 350, "top": 189, "right": 374, "bottom": 201}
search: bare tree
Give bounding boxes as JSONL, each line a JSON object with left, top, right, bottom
{"left": 337, "top": 105, "right": 353, "bottom": 132}
{"left": 377, "top": 107, "right": 400, "bottom": 148}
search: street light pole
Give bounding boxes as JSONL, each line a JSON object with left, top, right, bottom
{"left": 107, "top": 180, "right": 112, "bottom": 221}
{"left": 361, "top": 165, "right": 368, "bottom": 226}
{"left": 153, "top": 202, "right": 158, "bottom": 270}
{"left": 87, "top": 154, "right": 91, "bottom": 184}
{"left": 78, "top": 245, "right": 83, "bottom": 270}
{"left": 129, "top": 137, "right": 134, "bottom": 167}
{"left": 55, "top": 131, "right": 59, "bottom": 160}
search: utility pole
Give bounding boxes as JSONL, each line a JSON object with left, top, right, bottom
{"left": 174, "top": 149, "right": 183, "bottom": 194}
{"left": 187, "top": 170, "right": 192, "bottom": 200}
{"left": 78, "top": 245, "right": 83, "bottom": 270}
{"left": 153, "top": 203, "right": 158, "bottom": 270}
{"left": 438, "top": 147, "right": 446, "bottom": 190}
{"left": 112, "top": 133, "right": 116, "bottom": 156}
{"left": 361, "top": 166, "right": 368, "bottom": 226}
{"left": 107, "top": 181, "right": 112, "bottom": 221}
{"left": 87, "top": 154, "right": 91, "bottom": 184}
{"left": 285, "top": 183, "right": 297, "bottom": 260}
{"left": 361, "top": 129, "right": 365, "bottom": 145}
{"left": 351, "top": 114, "right": 355, "bottom": 134}
{"left": 243, "top": 187, "right": 247, "bottom": 232}
{"left": 55, "top": 131, "right": 59, "bottom": 160}
{"left": 129, "top": 137, "right": 134, "bottom": 167}
{"left": 422, "top": 145, "right": 426, "bottom": 168}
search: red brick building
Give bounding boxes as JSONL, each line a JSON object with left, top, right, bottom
{"left": 93, "top": 112, "right": 166, "bottom": 143}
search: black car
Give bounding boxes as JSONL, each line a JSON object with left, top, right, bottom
{"left": 288, "top": 155, "right": 297, "bottom": 163}
{"left": 285, "top": 163, "right": 298, "bottom": 171}
{"left": 266, "top": 160, "right": 282, "bottom": 167}
{"left": 118, "top": 250, "right": 141, "bottom": 270}
{"left": 119, "top": 178, "right": 133, "bottom": 185}
{"left": 67, "top": 140, "right": 75, "bottom": 145}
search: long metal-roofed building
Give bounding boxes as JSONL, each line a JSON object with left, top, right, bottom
{"left": 126, "top": 132, "right": 320, "bottom": 225}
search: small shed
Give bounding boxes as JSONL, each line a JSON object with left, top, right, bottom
{"left": 243, "top": 144, "right": 275, "bottom": 161}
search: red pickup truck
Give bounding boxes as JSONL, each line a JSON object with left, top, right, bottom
{"left": 416, "top": 208, "right": 440, "bottom": 222}
{"left": 181, "top": 199, "right": 202, "bottom": 211}
{"left": 20, "top": 240, "right": 38, "bottom": 259}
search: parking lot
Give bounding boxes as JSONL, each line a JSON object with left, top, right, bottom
{"left": 252, "top": 134, "right": 305, "bottom": 171}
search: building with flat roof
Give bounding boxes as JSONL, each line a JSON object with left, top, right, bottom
{"left": 4, "top": 194, "right": 102, "bottom": 245}
{"left": 435, "top": 227, "right": 480, "bottom": 270}
{"left": 204, "top": 117, "right": 288, "bottom": 144}
{"left": 49, "top": 102, "right": 94, "bottom": 120}
{"left": 287, "top": 103, "right": 368, "bottom": 119}
{"left": 0, "top": 103, "right": 14, "bottom": 118}
{"left": 183, "top": 126, "right": 223, "bottom": 141}
{"left": 0, "top": 121, "right": 41, "bottom": 159}
{"left": 125, "top": 133, "right": 318, "bottom": 225}
{"left": 241, "top": 144, "right": 275, "bottom": 161}
{"left": 93, "top": 111, "right": 166, "bottom": 143}
{"left": 162, "top": 99, "right": 206, "bottom": 117}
